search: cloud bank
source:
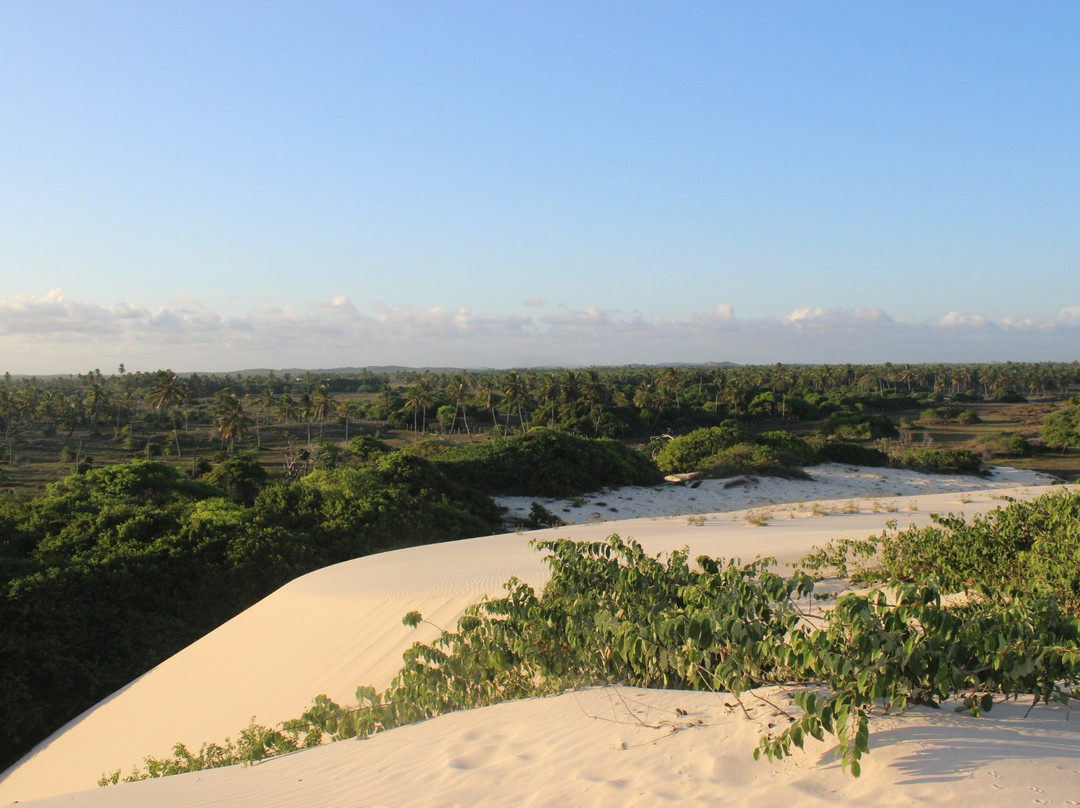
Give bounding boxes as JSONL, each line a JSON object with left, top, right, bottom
{"left": 1, "top": 290, "right": 1077, "bottom": 374}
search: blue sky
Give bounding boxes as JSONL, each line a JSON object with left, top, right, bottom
{"left": 2, "top": 0, "right": 1078, "bottom": 373}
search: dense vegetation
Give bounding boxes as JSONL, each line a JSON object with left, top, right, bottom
{"left": 406, "top": 428, "right": 662, "bottom": 497}
{"left": 0, "top": 429, "right": 671, "bottom": 772}
{"left": 653, "top": 421, "right": 816, "bottom": 479}
{"left": 2, "top": 362, "right": 1078, "bottom": 497}
{"left": 1042, "top": 397, "right": 1080, "bottom": 453}
{"left": 800, "top": 489, "right": 1080, "bottom": 611}
{"left": 104, "top": 491, "right": 1080, "bottom": 783}
{"left": 0, "top": 455, "right": 500, "bottom": 771}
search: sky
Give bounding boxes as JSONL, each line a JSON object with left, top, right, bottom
{"left": 2, "top": 0, "right": 1078, "bottom": 374}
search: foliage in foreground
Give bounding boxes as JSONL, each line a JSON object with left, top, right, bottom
{"left": 800, "top": 490, "right": 1080, "bottom": 612}
{"left": 107, "top": 493, "right": 1080, "bottom": 784}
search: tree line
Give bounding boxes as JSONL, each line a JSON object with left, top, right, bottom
{"left": 2, "top": 362, "right": 1077, "bottom": 470}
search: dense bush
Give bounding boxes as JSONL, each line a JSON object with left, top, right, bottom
{"left": 0, "top": 456, "right": 502, "bottom": 772}
{"left": 202, "top": 454, "right": 268, "bottom": 505}
{"left": 696, "top": 444, "right": 810, "bottom": 480}
{"left": 977, "top": 432, "right": 1032, "bottom": 458}
{"left": 896, "top": 447, "right": 984, "bottom": 475}
{"left": 344, "top": 436, "right": 392, "bottom": 461}
{"left": 813, "top": 440, "right": 889, "bottom": 467}
{"left": 919, "top": 406, "right": 980, "bottom": 424}
{"left": 818, "top": 412, "right": 898, "bottom": 440}
{"left": 410, "top": 428, "right": 661, "bottom": 497}
{"left": 991, "top": 390, "right": 1027, "bottom": 404}
{"left": 656, "top": 427, "right": 820, "bottom": 478}
{"left": 754, "top": 431, "right": 821, "bottom": 465}
{"left": 1041, "top": 399, "right": 1080, "bottom": 453}
{"left": 654, "top": 421, "right": 747, "bottom": 473}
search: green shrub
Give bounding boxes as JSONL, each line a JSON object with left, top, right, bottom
{"left": 1041, "top": 402, "right": 1080, "bottom": 453}
{"left": 1006, "top": 433, "right": 1032, "bottom": 456}
{"left": 344, "top": 436, "right": 391, "bottom": 462}
{"left": 655, "top": 421, "right": 748, "bottom": 473}
{"left": 203, "top": 454, "right": 270, "bottom": 506}
{"left": 414, "top": 429, "right": 661, "bottom": 497}
{"left": 897, "top": 447, "right": 983, "bottom": 475}
{"left": 801, "top": 490, "right": 1080, "bottom": 612}
{"left": 991, "top": 390, "right": 1027, "bottom": 404}
{"left": 920, "top": 406, "right": 959, "bottom": 422}
{"left": 978, "top": 432, "right": 1032, "bottom": 457}
{"left": 754, "top": 431, "right": 820, "bottom": 465}
{"left": 525, "top": 501, "right": 568, "bottom": 529}
{"left": 919, "top": 406, "right": 980, "bottom": 424}
{"left": 814, "top": 440, "right": 889, "bottom": 467}
{"left": 818, "top": 412, "right": 898, "bottom": 440}
{"left": 699, "top": 443, "right": 809, "bottom": 480}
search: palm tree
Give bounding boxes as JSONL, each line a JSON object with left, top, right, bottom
{"left": 560, "top": 370, "right": 581, "bottom": 415}
{"left": 14, "top": 385, "right": 41, "bottom": 428}
{"left": 60, "top": 390, "right": 86, "bottom": 439}
{"left": 147, "top": 370, "right": 188, "bottom": 456}
{"left": 475, "top": 377, "right": 502, "bottom": 435}
{"left": 213, "top": 392, "right": 249, "bottom": 455}
{"left": 658, "top": 367, "right": 682, "bottom": 409}
{"left": 337, "top": 399, "right": 357, "bottom": 443}
{"left": 299, "top": 390, "right": 314, "bottom": 446}
{"left": 633, "top": 380, "right": 671, "bottom": 432}
{"left": 502, "top": 371, "right": 528, "bottom": 434}
{"left": 114, "top": 386, "right": 140, "bottom": 432}
{"left": 723, "top": 379, "right": 748, "bottom": 415}
{"left": 83, "top": 380, "right": 112, "bottom": 428}
{"left": 445, "top": 375, "right": 473, "bottom": 438}
{"left": 309, "top": 385, "right": 336, "bottom": 440}
{"left": 404, "top": 379, "right": 435, "bottom": 438}
{"left": 253, "top": 387, "right": 275, "bottom": 448}
{"left": 0, "top": 387, "right": 16, "bottom": 465}
{"left": 578, "top": 370, "right": 609, "bottom": 434}
{"left": 277, "top": 393, "right": 301, "bottom": 425}
{"left": 537, "top": 373, "right": 561, "bottom": 429}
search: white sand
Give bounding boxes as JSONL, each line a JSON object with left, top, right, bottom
{"left": 495, "top": 463, "right": 1060, "bottom": 526}
{"left": 1, "top": 465, "right": 1076, "bottom": 807}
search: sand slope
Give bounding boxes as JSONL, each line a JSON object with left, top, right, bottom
{"left": 11, "top": 687, "right": 1080, "bottom": 807}
{"left": 1, "top": 467, "right": 1075, "bottom": 806}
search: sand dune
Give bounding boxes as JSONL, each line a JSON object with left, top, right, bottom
{"left": 10, "top": 687, "right": 1080, "bottom": 808}
{"left": 1, "top": 465, "right": 1075, "bottom": 807}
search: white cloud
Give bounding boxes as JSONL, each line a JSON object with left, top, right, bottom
{"left": 711, "top": 304, "right": 735, "bottom": 321}
{"left": 785, "top": 306, "right": 827, "bottom": 323}
{"left": 939, "top": 311, "right": 990, "bottom": 328}
{"left": 0, "top": 290, "right": 1077, "bottom": 374}
{"left": 785, "top": 307, "right": 891, "bottom": 326}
